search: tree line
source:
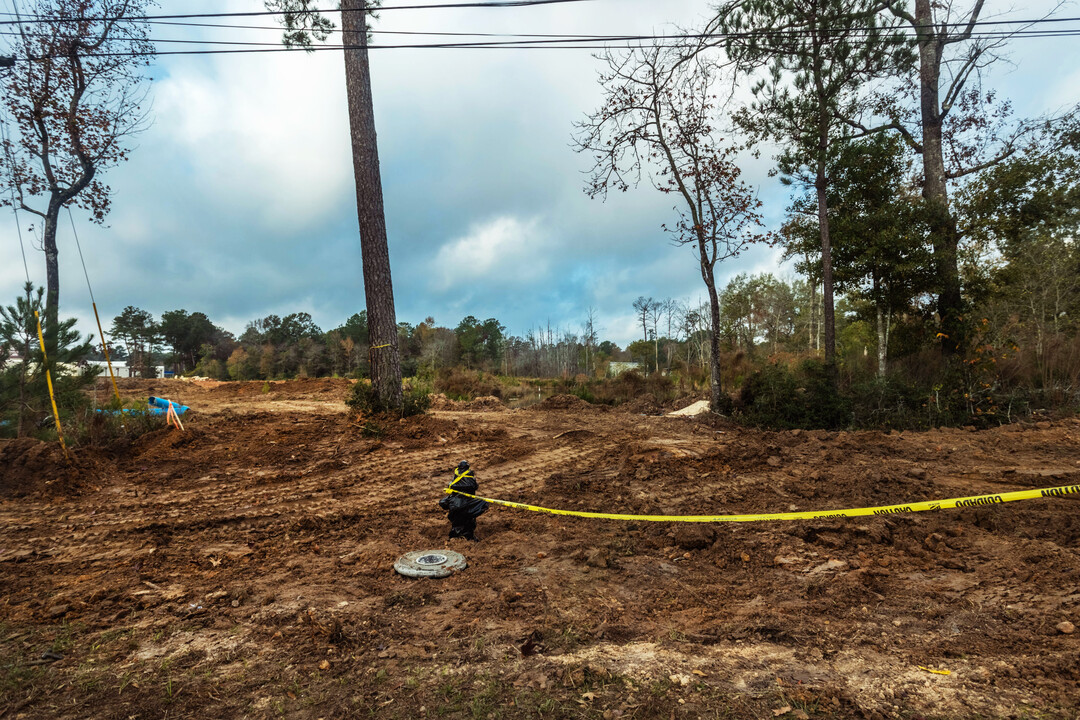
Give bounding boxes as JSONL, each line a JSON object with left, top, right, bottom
{"left": 97, "top": 306, "right": 633, "bottom": 382}
{"left": 574, "top": 0, "right": 1080, "bottom": 418}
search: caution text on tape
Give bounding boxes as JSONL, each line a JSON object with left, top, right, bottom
{"left": 444, "top": 483, "right": 1080, "bottom": 523}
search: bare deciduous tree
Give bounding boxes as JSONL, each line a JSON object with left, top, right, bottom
{"left": 0, "top": 0, "right": 153, "bottom": 361}
{"left": 576, "top": 44, "right": 765, "bottom": 411}
{"left": 582, "top": 306, "right": 599, "bottom": 378}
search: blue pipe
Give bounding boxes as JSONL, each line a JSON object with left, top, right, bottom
{"left": 148, "top": 397, "right": 189, "bottom": 414}
{"left": 96, "top": 408, "right": 168, "bottom": 416}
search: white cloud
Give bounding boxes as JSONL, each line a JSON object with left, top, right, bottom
{"left": 431, "top": 215, "right": 549, "bottom": 293}
{"left": 152, "top": 51, "right": 351, "bottom": 233}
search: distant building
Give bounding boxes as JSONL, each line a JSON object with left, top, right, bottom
{"left": 85, "top": 360, "right": 166, "bottom": 378}
{"left": 2, "top": 354, "right": 165, "bottom": 378}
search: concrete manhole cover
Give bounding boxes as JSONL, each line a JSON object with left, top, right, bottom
{"left": 394, "top": 549, "right": 467, "bottom": 578}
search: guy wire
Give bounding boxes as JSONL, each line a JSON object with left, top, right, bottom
{"left": 0, "top": 116, "right": 31, "bottom": 286}
{"left": 68, "top": 205, "right": 122, "bottom": 404}
{"left": 68, "top": 205, "right": 95, "bottom": 304}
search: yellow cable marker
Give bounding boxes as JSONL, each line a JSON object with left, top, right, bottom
{"left": 444, "top": 483, "right": 1080, "bottom": 523}
{"left": 33, "top": 310, "right": 69, "bottom": 463}
{"left": 918, "top": 666, "right": 951, "bottom": 675}
{"left": 91, "top": 301, "right": 121, "bottom": 404}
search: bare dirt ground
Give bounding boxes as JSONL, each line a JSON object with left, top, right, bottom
{"left": 2, "top": 378, "right": 1079, "bottom": 720}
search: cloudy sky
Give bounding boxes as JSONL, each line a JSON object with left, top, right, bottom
{"left": 2, "top": 0, "right": 1079, "bottom": 347}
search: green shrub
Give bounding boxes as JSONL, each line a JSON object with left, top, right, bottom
{"left": 570, "top": 384, "right": 596, "bottom": 403}
{"left": 847, "top": 376, "right": 927, "bottom": 429}
{"left": 435, "top": 368, "right": 502, "bottom": 401}
{"left": 737, "top": 359, "right": 850, "bottom": 429}
{"left": 359, "top": 420, "right": 384, "bottom": 438}
{"left": 346, "top": 380, "right": 431, "bottom": 418}
{"left": 402, "top": 381, "right": 433, "bottom": 416}
{"left": 346, "top": 381, "right": 380, "bottom": 415}
{"left": 0, "top": 284, "right": 100, "bottom": 440}
{"left": 551, "top": 370, "right": 680, "bottom": 407}
{"left": 737, "top": 362, "right": 799, "bottom": 428}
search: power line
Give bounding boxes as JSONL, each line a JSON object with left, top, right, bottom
{"left": 4, "top": 26, "right": 1080, "bottom": 58}
{"left": 0, "top": 0, "right": 597, "bottom": 26}
{"left": 3, "top": 8, "right": 1078, "bottom": 33}
{"left": 1, "top": 4, "right": 1078, "bottom": 45}
{"left": 6, "top": 24, "right": 1080, "bottom": 47}
{"left": 144, "top": 12, "right": 1080, "bottom": 35}
{"left": 1, "top": 5, "right": 1078, "bottom": 58}
{"left": 0, "top": 13, "right": 1071, "bottom": 40}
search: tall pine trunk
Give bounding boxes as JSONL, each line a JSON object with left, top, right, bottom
{"left": 815, "top": 157, "right": 836, "bottom": 370}
{"left": 810, "top": 16, "right": 836, "bottom": 378}
{"left": 876, "top": 306, "right": 887, "bottom": 378}
{"left": 341, "top": 0, "right": 402, "bottom": 410}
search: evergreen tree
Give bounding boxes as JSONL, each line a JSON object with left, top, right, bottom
{"left": 716, "top": 0, "right": 911, "bottom": 374}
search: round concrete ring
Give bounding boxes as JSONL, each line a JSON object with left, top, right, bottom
{"left": 394, "top": 549, "right": 467, "bottom": 578}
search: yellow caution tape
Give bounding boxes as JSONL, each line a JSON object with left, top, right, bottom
{"left": 918, "top": 666, "right": 951, "bottom": 675}
{"left": 444, "top": 483, "right": 1080, "bottom": 523}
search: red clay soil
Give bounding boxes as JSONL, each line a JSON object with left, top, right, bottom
{"left": 1, "top": 378, "right": 1079, "bottom": 720}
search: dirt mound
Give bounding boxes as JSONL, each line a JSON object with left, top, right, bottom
{"left": 377, "top": 414, "right": 460, "bottom": 444}
{"left": 128, "top": 424, "right": 208, "bottom": 461}
{"left": 265, "top": 378, "right": 353, "bottom": 400}
{"left": 532, "top": 393, "right": 592, "bottom": 411}
{"left": 208, "top": 381, "right": 264, "bottom": 396}
{"left": 617, "top": 393, "right": 665, "bottom": 415}
{"left": 465, "top": 395, "right": 506, "bottom": 411}
{"left": 0, "top": 437, "right": 104, "bottom": 497}
{"left": 96, "top": 377, "right": 354, "bottom": 406}
{"left": 667, "top": 399, "right": 712, "bottom": 416}
{"left": 428, "top": 393, "right": 461, "bottom": 410}
{"left": 429, "top": 394, "right": 506, "bottom": 412}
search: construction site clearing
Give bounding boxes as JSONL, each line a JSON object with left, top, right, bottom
{"left": 1, "top": 377, "right": 1079, "bottom": 720}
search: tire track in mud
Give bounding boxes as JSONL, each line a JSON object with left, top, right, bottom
{"left": 5, "top": 410, "right": 727, "bottom": 554}
{"left": 61, "top": 415, "right": 683, "bottom": 549}
{"left": 15, "top": 404, "right": 1077, "bottom": 557}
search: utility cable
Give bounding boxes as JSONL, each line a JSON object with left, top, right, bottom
{"left": 1, "top": 2, "right": 1079, "bottom": 53}
{"left": 10, "top": 26, "right": 1080, "bottom": 56}
{"left": 0, "top": 116, "right": 37, "bottom": 439}
{"left": 5, "top": 26, "right": 1080, "bottom": 59}
{"left": 0, "top": 117, "right": 30, "bottom": 287}
{"left": 1, "top": 7, "right": 1077, "bottom": 28}
{"left": 0, "top": 0, "right": 597, "bottom": 26}
{"left": 67, "top": 205, "right": 121, "bottom": 404}
{"left": 3, "top": 18, "right": 1080, "bottom": 57}
{"left": 131, "top": 13, "right": 1080, "bottom": 36}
